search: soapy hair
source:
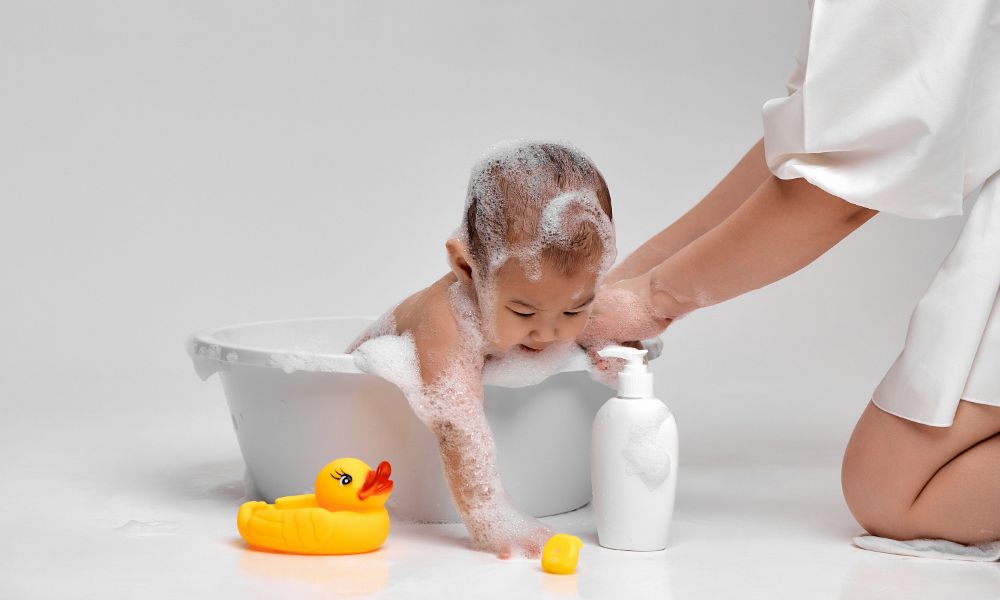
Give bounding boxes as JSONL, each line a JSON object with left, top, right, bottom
{"left": 461, "top": 141, "right": 615, "bottom": 279}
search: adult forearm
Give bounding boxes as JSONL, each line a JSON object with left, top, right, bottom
{"left": 646, "top": 175, "right": 878, "bottom": 316}
{"left": 606, "top": 138, "right": 771, "bottom": 283}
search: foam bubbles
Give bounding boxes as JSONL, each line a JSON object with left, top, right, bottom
{"left": 352, "top": 331, "right": 422, "bottom": 401}
{"left": 268, "top": 353, "right": 338, "bottom": 373}
{"left": 459, "top": 140, "right": 616, "bottom": 283}
{"left": 482, "top": 343, "right": 576, "bottom": 388}
{"left": 268, "top": 334, "right": 338, "bottom": 373}
{"left": 462, "top": 141, "right": 547, "bottom": 272}
{"left": 447, "top": 279, "right": 487, "bottom": 352}
{"left": 537, "top": 188, "right": 616, "bottom": 276}
{"left": 345, "top": 309, "right": 398, "bottom": 354}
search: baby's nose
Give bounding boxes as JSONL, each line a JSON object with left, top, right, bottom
{"left": 531, "top": 324, "right": 556, "bottom": 343}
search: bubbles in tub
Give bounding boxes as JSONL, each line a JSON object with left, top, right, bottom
{"left": 267, "top": 334, "right": 339, "bottom": 373}
{"left": 268, "top": 353, "right": 337, "bottom": 374}
{"left": 622, "top": 404, "right": 672, "bottom": 490}
{"left": 345, "top": 309, "right": 398, "bottom": 354}
{"left": 351, "top": 331, "right": 422, "bottom": 402}
{"left": 482, "top": 343, "right": 575, "bottom": 388}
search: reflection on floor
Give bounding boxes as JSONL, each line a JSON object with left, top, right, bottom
{"left": 4, "top": 447, "right": 998, "bottom": 600}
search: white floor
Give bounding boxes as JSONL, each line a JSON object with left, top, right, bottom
{"left": 4, "top": 384, "right": 999, "bottom": 600}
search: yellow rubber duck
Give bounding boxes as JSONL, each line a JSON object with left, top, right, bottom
{"left": 237, "top": 457, "right": 393, "bottom": 555}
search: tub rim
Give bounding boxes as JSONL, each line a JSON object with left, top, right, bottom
{"left": 186, "top": 315, "right": 662, "bottom": 384}
{"left": 186, "top": 315, "right": 377, "bottom": 380}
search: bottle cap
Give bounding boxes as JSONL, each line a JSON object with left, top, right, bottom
{"left": 596, "top": 345, "right": 653, "bottom": 398}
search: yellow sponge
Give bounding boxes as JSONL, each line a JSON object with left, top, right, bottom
{"left": 541, "top": 534, "right": 583, "bottom": 574}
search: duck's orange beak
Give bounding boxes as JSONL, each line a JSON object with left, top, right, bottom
{"left": 358, "top": 460, "right": 393, "bottom": 500}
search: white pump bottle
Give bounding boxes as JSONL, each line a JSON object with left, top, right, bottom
{"left": 591, "top": 345, "right": 678, "bottom": 551}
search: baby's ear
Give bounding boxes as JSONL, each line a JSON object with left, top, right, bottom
{"left": 445, "top": 238, "right": 475, "bottom": 284}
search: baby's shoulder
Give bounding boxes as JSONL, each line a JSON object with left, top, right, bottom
{"left": 393, "top": 281, "right": 459, "bottom": 340}
{"left": 402, "top": 281, "right": 482, "bottom": 386}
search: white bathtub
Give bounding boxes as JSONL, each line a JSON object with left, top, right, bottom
{"left": 187, "top": 316, "right": 658, "bottom": 523}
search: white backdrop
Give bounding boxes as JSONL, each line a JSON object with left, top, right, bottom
{"left": 2, "top": 1, "right": 966, "bottom": 467}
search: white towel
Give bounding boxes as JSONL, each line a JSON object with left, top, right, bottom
{"left": 853, "top": 535, "right": 1000, "bottom": 562}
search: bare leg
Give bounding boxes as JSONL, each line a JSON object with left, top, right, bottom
{"left": 606, "top": 137, "right": 770, "bottom": 283}
{"left": 909, "top": 433, "right": 1000, "bottom": 542}
{"left": 842, "top": 399, "right": 1000, "bottom": 545}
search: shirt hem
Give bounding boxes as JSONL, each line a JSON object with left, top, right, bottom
{"left": 869, "top": 396, "right": 955, "bottom": 428}
{"left": 959, "top": 395, "right": 1000, "bottom": 409}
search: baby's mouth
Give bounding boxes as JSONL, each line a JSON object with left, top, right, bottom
{"left": 519, "top": 344, "right": 547, "bottom": 353}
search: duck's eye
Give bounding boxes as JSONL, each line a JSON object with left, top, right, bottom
{"left": 331, "top": 470, "right": 353, "bottom": 486}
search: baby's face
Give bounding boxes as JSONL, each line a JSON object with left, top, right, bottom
{"left": 484, "top": 259, "right": 598, "bottom": 353}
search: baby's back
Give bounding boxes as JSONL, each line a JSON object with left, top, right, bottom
{"left": 348, "top": 273, "right": 477, "bottom": 386}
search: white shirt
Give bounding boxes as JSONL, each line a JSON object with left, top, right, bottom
{"left": 762, "top": 0, "right": 1000, "bottom": 426}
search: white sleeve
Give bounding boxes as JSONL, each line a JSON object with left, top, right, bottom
{"left": 762, "top": 0, "right": 995, "bottom": 219}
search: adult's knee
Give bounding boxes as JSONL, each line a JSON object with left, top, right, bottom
{"left": 841, "top": 427, "right": 918, "bottom": 540}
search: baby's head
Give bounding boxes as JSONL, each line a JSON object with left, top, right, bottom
{"left": 446, "top": 141, "right": 616, "bottom": 353}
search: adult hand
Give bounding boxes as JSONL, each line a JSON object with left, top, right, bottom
{"left": 577, "top": 274, "right": 674, "bottom": 385}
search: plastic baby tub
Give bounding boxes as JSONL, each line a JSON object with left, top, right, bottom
{"left": 187, "top": 316, "right": 660, "bottom": 523}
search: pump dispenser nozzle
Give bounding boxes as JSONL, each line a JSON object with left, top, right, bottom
{"left": 597, "top": 345, "right": 653, "bottom": 398}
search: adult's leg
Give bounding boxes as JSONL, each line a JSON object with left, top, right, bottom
{"left": 842, "top": 399, "right": 1000, "bottom": 545}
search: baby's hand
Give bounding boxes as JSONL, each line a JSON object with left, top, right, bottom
{"left": 463, "top": 501, "right": 555, "bottom": 559}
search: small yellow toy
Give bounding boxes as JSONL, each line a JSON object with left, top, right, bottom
{"left": 237, "top": 457, "right": 393, "bottom": 555}
{"left": 541, "top": 534, "right": 583, "bottom": 574}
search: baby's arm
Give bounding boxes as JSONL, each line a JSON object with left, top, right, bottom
{"left": 349, "top": 279, "right": 553, "bottom": 557}
{"left": 410, "top": 310, "right": 553, "bottom": 559}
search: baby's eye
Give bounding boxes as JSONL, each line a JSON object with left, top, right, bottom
{"left": 509, "top": 309, "right": 534, "bottom": 318}
{"left": 563, "top": 311, "right": 583, "bottom": 317}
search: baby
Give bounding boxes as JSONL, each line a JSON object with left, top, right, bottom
{"left": 347, "top": 141, "right": 616, "bottom": 558}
